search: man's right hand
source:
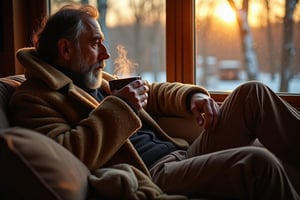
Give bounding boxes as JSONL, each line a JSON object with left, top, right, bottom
{"left": 112, "top": 80, "right": 149, "bottom": 113}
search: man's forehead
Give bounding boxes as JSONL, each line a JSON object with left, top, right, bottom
{"left": 83, "top": 17, "right": 104, "bottom": 38}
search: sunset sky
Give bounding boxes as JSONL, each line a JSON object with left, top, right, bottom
{"left": 195, "top": 0, "right": 287, "bottom": 28}
{"left": 51, "top": 0, "right": 298, "bottom": 28}
{"left": 212, "top": 1, "right": 264, "bottom": 26}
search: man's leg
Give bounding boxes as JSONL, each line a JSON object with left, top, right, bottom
{"left": 150, "top": 147, "right": 299, "bottom": 199}
{"left": 189, "top": 81, "right": 300, "bottom": 170}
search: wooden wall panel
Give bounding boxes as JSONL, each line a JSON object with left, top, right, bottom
{"left": 166, "top": 0, "right": 195, "bottom": 84}
{"left": 0, "top": 0, "right": 47, "bottom": 77}
{"left": 0, "top": 0, "right": 15, "bottom": 76}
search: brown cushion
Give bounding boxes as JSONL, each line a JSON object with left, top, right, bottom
{"left": 0, "top": 127, "right": 90, "bottom": 200}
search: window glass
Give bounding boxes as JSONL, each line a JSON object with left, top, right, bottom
{"left": 50, "top": 0, "right": 166, "bottom": 83}
{"left": 195, "top": 0, "right": 300, "bottom": 93}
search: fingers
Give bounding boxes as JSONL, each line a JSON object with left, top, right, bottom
{"left": 132, "top": 80, "right": 149, "bottom": 105}
{"left": 138, "top": 83, "right": 149, "bottom": 109}
{"left": 113, "top": 80, "right": 149, "bottom": 112}
{"left": 191, "top": 105, "right": 204, "bottom": 126}
{"left": 130, "top": 80, "right": 149, "bottom": 102}
{"left": 190, "top": 93, "right": 220, "bottom": 131}
{"left": 131, "top": 80, "right": 149, "bottom": 92}
{"left": 202, "top": 100, "right": 220, "bottom": 131}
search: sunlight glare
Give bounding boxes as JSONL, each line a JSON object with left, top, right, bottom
{"left": 214, "top": 3, "right": 236, "bottom": 24}
{"left": 249, "top": 2, "right": 262, "bottom": 27}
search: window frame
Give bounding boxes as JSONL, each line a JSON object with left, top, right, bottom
{"left": 166, "top": 0, "right": 195, "bottom": 84}
{"left": 166, "top": 0, "right": 300, "bottom": 110}
{"left": 9, "top": 0, "right": 300, "bottom": 110}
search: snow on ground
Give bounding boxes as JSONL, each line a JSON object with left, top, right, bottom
{"left": 205, "top": 72, "right": 300, "bottom": 93}
{"left": 141, "top": 70, "right": 300, "bottom": 93}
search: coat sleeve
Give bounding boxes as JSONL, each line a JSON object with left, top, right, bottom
{"left": 9, "top": 83, "right": 142, "bottom": 171}
{"left": 145, "top": 81, "right": 210, "bottom": 118}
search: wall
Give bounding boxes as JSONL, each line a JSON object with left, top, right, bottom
{"left": 0, "top": 0, "right": 15, "bottom": 76}
{"left": 0, "top": 0, "right": 47, "bottom": 77}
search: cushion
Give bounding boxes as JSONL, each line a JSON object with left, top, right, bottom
{"left": 0, "top": 75, "right": 25, "bottom": 129}
{"left": 0, "top": 127, "right": 90, "bottom": 200}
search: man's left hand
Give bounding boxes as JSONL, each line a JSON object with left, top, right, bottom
{"left": 190, "top": 93, "right": 220, "bottom": 131}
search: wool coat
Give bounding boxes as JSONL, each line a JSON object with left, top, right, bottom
{"left": 9, "top": 47, "right": 209, "bottom": 176}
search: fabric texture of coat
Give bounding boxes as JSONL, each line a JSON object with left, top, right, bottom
{"left": 9, "top": 47, "right": 209, "bottom": 176}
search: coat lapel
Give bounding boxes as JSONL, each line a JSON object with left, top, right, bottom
{"left": 17, "top": 47, "right": 117, "bottom": 110}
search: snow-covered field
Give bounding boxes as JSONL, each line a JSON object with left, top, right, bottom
{"left": 204, "top": 72, "right": 300, "bottom": 93}
{"left": 141, "top": 71, "right": 300, "bottom": 94}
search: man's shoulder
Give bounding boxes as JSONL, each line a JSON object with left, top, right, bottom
{"left": 11, "top": 78, "right": 54, "bottom": 101}
{"left": 19, "top": 78, "right": 48, "bottom": 90}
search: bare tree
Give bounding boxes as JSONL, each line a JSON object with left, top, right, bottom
{"left": 228, "top": 0, "right": 259, "bottom": 80}
{"left": 265, "top": 0, "right": 277, "bottom": 80}
{"left": 196, "top": 0, "right": 216, "bottom": 86}
{"left": 280, "top": 0, "right": 299, "bottom": 91}
{"left": 128, "top": 0, "right": 164, "bottom": 76}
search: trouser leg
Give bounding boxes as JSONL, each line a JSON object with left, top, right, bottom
{"left": 189, "top": 81, "right": 300, "bottom": 170}
{"left": 150, "top": 147, "right": 299, "bottom": 200}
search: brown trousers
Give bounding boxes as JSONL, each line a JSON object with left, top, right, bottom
{"left": 150, "top": 81, "right": 300, "bottom": 200}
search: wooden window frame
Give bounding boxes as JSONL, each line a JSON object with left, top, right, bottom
{"left": 166, "top": 0, "right": 300, "bottom": 110}
{"left": 166, "top": 0, "right": 195, "bottom": 84}
{"left": 8, "top": 0, "right": 300, "bottom": 110}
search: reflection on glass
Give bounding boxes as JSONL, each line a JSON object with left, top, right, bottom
{"left": 195, "top": 0, "right": 300, "bottom": 93}
{"left": 50, "top": 0, "right": 166, "bottom": 83}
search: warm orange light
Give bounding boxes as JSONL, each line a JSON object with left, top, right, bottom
{"left": 248, "top": 2, "right": 263, "bottom": 27}
{"left": 214, "top": 2, "right": 236, "bottom": 24}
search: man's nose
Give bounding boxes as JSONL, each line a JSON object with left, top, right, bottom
{"left": 99, "top": 44, "right": 110, "bottom": 60}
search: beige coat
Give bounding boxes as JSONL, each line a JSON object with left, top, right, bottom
{"left": 9, "top": 47, "right": 209, "bottom": 176}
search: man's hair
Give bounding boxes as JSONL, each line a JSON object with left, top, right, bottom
{"left": 33, "top": 4, "right": 99, "bottom": 65}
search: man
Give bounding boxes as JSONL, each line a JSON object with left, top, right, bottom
{"left": 9, "top": 4, "right": 300, "bottom": 199}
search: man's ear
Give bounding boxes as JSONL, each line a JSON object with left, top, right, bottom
{"left": 57, "top": 39, "right": 72, "bottom": 60}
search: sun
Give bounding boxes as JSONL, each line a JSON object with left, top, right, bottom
{"left": 214, "top": 3, "right": 236, "bottom": 24}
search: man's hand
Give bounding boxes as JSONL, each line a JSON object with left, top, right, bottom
{"left": 112, "top": 80, "right": 149, "bottom": 113}
{"left": 190, "top": 93, "right": 220, "bottom": 131}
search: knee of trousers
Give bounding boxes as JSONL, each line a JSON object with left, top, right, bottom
{"left": 236, "top": 146, "right": 283, "bottom": 175}
{"left": 236, "top": 81, "right": 268, "bottom": 94}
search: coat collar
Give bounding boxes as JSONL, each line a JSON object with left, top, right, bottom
{"left": 16, "top": 47, "right": 116, "bottom": 108}
{"left": 16, "top": 47, "right": 73, "bottom": 90}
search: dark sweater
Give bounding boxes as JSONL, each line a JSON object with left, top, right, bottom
{"left": 91, "top": 87, "right": 177, "bottom": 168}
{"left": 58, "top": 67, "right": 178, "bottom": 168}
{"left": 130, "top": 124, "right": 177, "bottom": 167}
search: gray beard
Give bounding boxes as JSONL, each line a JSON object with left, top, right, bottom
{"left": 83, "top": 70, "right": 102, "bottom": 89}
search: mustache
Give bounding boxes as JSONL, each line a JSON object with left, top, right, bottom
{"left": 91, "top": 61, "right": 104, "bottom": 69}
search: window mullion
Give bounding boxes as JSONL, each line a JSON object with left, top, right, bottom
{"left": 166, "top": 0, "right": 195, "bottom": 84}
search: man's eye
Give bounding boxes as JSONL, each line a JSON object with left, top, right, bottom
{"left": 92, "top": 42, "right": 99, "bottom": 48}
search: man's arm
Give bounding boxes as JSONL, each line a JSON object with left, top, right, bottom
{"left": 146, "top": 81, "right": 210, "bottom": 117}
{"left": 9, "top": 87, "right": 142, "bottom": 171}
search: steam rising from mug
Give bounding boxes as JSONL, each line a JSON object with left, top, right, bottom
{"left": 113, "top": 44, "right": 138, "bottom": 78}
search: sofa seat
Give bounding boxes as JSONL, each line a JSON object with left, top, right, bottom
{"left": 1, "top": 74, "right": 298, "bottom": 199}
{"left": 0, "top": 75, "right": 202, "bottom": 200}
{"left": 0, "top": 75, "right": 93, "bottom": 199}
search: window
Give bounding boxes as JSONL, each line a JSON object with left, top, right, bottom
{"left": 50, "top": 0, "right": 166, "bottom": 83}
{"left": 195, "top": 0, "right": 300, "bottom": 93}
{"left": 50, "top": 0, "right": 300, "bottom": 109}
